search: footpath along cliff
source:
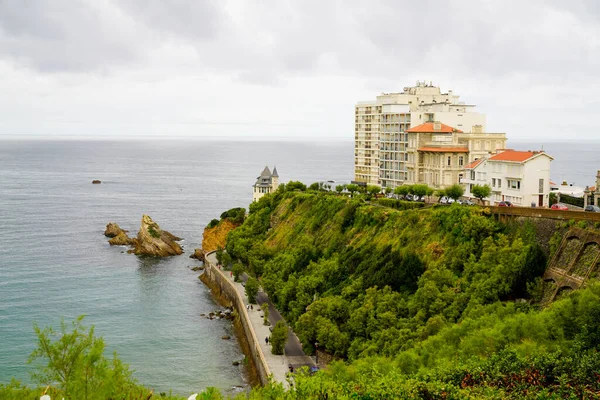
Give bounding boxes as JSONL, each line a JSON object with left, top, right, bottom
{"left": 104, "top": 215, "right": 183, "bottom": 257}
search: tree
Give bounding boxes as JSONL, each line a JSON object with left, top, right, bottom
{"left": 366, "top": 185, "right": 381, "bottom": 199}
{"left": 261, "top": 303, "right": 270, "bottom": 325}
{"left": 471, "top": 184, "right": 491, "bottom": 205}
{"left": 28, "top": 316, "right": 143, "bottom": 399}
{"left": 346, "top": 184, "right": 359, "bottom": 196}
{"left": 270, "top": 320, "right": 288, "bottom": 355}
{"left": 286, "top": 181, "right": 307, "bottom": 192}
{"left": 309, "top": 182, "right": 322, "bottom": 191}
{"left": 411, "top": 184, "right": 429, "bottom": 198}
{"left": 385, "top": 187, "right": 392, "bottom": 195}
{"left": 232, "top": 263, "right": 244, "bottom": 282}
{"left": 444, "top": 184, "right": 464, "bottom": 201}
{"left": 425, "top": 187, "right": 434, "bottom": 203}
{"left": 394, "top": 186, "right": 409, "bottom": 198}
{"left": 335, "top": 185, "right": 345, "bottom": 193}
{"left": 245, "top": 277, "right": 260, "bottom": 304}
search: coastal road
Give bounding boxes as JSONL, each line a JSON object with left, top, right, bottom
{"left": 240, "top": 273, "right": 315, "bottom": 369}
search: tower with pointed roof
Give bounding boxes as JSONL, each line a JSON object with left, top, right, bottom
{"left": 253, "top": 166, "right": 280, "bottom": 202}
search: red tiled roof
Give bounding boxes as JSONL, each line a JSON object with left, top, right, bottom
{"left": 417, "top": 147, "right": 468, "bottom": 153}
{"left": 465, "top": 158, "right": 484, "bottom": 169}
{"left": 407, "top": 122, "right": 463, "bottom": 133}
{"left": 488, "top": 150, "right": 539, "bottom": 162}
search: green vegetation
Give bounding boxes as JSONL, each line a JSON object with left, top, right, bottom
{"left": 220, "top": 207, "right": 246, "bottom": 224}
{"left": 472, "top": 184, "right": 491, "bottom": 204}
{"left": 270, "top": 321, "right": 288, "bottom": 355}
{"left": 207, "top": 218, "right": 220, "bottom": 229}
{"left": 147, "top": 225, "right": 160, "bottom": 238}
{"left": 444, "top": 183, "right": 464, "bottom": 200}
{"left": 261, "top": 303, "right": 270, "bottom": 325}
{"left": 245, "top": 277, "right": 260, "bottom": 304}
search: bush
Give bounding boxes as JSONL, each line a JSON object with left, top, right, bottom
{"left": 270, "top": 320, "right": 288, "bottom": 355}
{"left": 261, "top": 303, "right": 270, "bottom": 325}
{"left": 220, "top": 207, "right": 246, "bottom": 224}
{"left": 376, "top": 198, "right": 424, "bottom": 210}
{"left": 207, "top": 219, "right": 220, "bottom": 229}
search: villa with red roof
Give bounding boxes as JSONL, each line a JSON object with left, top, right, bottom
{"left": 403, "top": 121, "right": 506, "bottom": 188}
{"left": 463, "top": 149, "right": 554, "bottom": 207}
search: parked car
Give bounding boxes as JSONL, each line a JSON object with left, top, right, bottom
{"left": 551, "top": 203, "right": 569, "bottom": 210}
{"left": 585, "top": 205, "right": 600, "bottom": 212}
{"left": 439, "top": 196, "right": 455, "bottom": 204}
{"left": 458, "top": 199, "right": 475, "bottom": 206}
{"left": 498, "top": 201, "right": 513, "bottom": 207}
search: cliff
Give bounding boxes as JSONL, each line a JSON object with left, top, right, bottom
{"left": 104, "top": 215, "right": 183, "bottom": 257}
{"left": 202, "top": 219, "right": 240, "bottom": 253}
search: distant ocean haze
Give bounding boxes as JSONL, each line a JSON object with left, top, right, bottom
{"left": 0, "top": 139, "right": 353, "bottom": 394}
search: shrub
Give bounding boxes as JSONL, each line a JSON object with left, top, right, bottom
{"left": 207, "top": 219, "right": 220, "bottom": 229}
{"left": 245, "top": 277, "right": 260, "bottom": 304}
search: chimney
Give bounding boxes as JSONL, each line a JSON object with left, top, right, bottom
{"left": 472, "top": 125, "right": 483, "bottom": 133}
{"left": 433, "top": 121, "right": 442, "bottom": 131}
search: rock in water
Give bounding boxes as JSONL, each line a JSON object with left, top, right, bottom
{"left": 133, "top": 214, "right": 183, "bottom": 257}
{"left": 104, "top": 222, "right": 127, "bottom": 238}
{"left": 108, "top": 231, "right": 134, "bottom": 246}
{"left": 92, "top": 180, "right": 101, "bottom": 184}
{"left": 189, "top": 248, "right": 206, "bottom": 262}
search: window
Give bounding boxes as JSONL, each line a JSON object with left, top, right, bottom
{"left": 447, "top": 156, "right": 451, "bottom": 166}
{"left": 459, "top": 156, "right": 464, "bottom": 166}
{"left": 492, "top": 178, "right": 496, "bottom": 187}
{"left": 508, "top": 179, "right": 521, "bottom": 190}
{"left": 470, "top": 170, "right": 475, "bottom": 180}
{"left": 498, "top": 179, "right": 501, "bottom": 188}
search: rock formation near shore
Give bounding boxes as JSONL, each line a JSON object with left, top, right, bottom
{"left": 132, "top": 215, "right": 183, "bottom": 256}
{"left": 104, "top": 216, "right": 183, "bottom": 257}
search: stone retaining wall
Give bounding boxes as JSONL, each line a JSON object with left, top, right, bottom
{"left": 202, "top": 252, "right": 271, "bottom": 386}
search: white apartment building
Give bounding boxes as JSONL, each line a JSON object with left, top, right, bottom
{"left": 355, "top": 81, "right": 503, "bottom": 188}
{"left": 252, "top": 166, "right": 279, "bottom": 202}
{"left": 463, "top": 150, "right": 553, "bottom": 207}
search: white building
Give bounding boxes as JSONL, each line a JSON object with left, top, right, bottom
{"left": 463, "top": 150, "right": 553, "bottom": 207}
{"left": 354, "top": 81, "right": 506, "bottom": 189}
{"left": 252, "top": 166, "right": 279, "bottom": 202}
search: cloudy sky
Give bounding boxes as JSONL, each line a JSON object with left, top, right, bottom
{"left": 0, "top": 0, "right": 598, "bottom": 141}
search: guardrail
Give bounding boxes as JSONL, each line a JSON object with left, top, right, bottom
{"left": 488, "top": 206, "right": 600, "bottom": 222}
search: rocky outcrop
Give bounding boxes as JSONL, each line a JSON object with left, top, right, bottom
{"left": 108, "top": 232, "right": 134, "bottom": 246}
{"left": 92, "top": 180, "right": 101, "bottom": 184}
{"left": 131, "top": 214, "right": 183, "bottom": 257}
{"left": 104, "top": 215, "right": 183, "bottom": 257}
{"left": 189, "top": 248, "right": 207, "bottom": 262}
{"left": 104, "top": 222, "right": 127, "bottom": 238}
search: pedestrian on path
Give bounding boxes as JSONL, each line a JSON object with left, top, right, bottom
{"left": 265, "top": 336, "right": 269, "bottom": 344}
{"left": 250, "top": 305, "right": 253, "bottom": 310}
{"left": 246, "top": 305, "right": 250, "bottom": 310}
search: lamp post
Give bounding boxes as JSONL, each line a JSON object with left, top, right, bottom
{"left": 315, "top": 341, "right": 319, "bottom": 366}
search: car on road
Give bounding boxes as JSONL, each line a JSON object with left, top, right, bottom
{"left": 439, "top": 196, "right": 455, "bottom": 204}
{"left": 551, "top": 203, "right": 569, "bottom": 210}
{"left": 585, "top": 205, "right": 600, "bottom": 212}
{"left": 498, "top": 201, "right": 513, "bottom": 207}
{"left": 458, "top": 199, "right": 475, "bottom": 206}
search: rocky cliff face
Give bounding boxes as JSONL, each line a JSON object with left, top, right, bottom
{"left": 190, "top": 219, "right": 240, "bottom": 261}
{"left": 104, "top": 215, "right": 183, "bottom": 257}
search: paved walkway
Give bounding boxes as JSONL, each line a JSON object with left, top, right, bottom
{"left": 206, "top": 253, "right": 315, "bottom": 386}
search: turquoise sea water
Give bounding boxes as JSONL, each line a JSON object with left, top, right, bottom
{"left": 0, "top": 139, "right": 353, "bottom": 395}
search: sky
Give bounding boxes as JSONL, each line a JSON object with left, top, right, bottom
{"left": 0, "top": 0, "right": 599, "bottom": 141}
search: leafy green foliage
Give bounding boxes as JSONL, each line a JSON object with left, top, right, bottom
{"left": 472, "top": 184, "right": 491, "bottom": 204}
{"left": 245, "top": 277, "right": 260, "bottom": 304}
{"left": 270, "top": 321, "right": 288, "bottom": 355}
{"left": 207, "top": 219, "right": 220, "bottom": 229}
{"left": 220, "top": 207, "right": 246, "bottom": 224}
{"left": 445, "top": 184, "right": 464, "bottom": 200}
{"left": 261, "top": 303, "right": 270, "bottom": 325}
{"left": 376, "top": 198, "right": 424, "bottom": 210}
{"left": 345, "top": 184, "right": 359, "bottom": 195}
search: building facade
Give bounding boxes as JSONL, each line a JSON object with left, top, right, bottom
{"left": 463, "top": 150, "right": 553, "bottom": 207}
{"left": 355, "top": 81, "right": 505, "bottom": 189}
{"left": 252, "top": 166, "right": 279, "bottom": 202}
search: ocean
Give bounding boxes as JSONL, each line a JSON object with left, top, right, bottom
{"left": 0, "top": 139, "right": 353, "bottom": 395}
{"left": 0, "top": 138, "right": 597, "bottom": 395}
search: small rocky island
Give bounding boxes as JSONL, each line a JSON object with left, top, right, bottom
{"left": 104, "top": 215, "right": 183, "bottom": 257}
